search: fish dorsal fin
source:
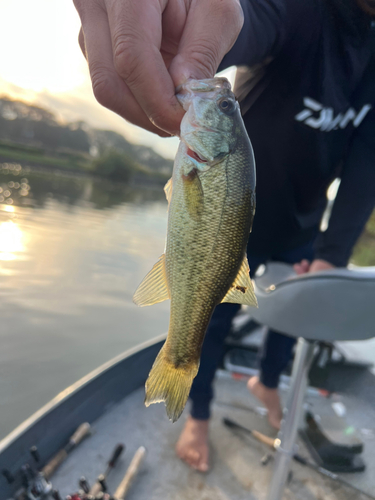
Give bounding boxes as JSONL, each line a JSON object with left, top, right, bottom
{"left": 133, "top": 254, "right": 170, "bottom": 307}
{"left": 183, "top": 170, "right": 204, "bottom": 220}
{"left": 164, "top": 178, "right": 173, "bottom": 205}
{"left": 221, "top": 255, "right": 258, "bottom": 307}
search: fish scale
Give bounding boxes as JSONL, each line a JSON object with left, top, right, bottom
{"left": 133, "top": 78, "right": 257, "bottom": 422}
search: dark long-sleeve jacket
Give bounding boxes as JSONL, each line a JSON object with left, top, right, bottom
{"left": 220, "top": 0, "right": 375, "bottom": 266}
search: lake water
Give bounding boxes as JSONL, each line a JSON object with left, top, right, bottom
{"left": 0, "top": 164, "right": 374, "bottom": 440}
{"left": 0, "top": 166, "right": 170, "bottom": 439}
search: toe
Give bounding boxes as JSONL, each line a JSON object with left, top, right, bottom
{"left": 186, "top": 449, "right": 200, "bottom": 463}
{"left": 197, "top": 457, "right": 209, "bottom": 472}
{"left": 182, "top": 449, "right": 200, "bottom": 470}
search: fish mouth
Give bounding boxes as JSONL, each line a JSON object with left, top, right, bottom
{"left": 176, "top": 78, "right": 231, "bottom": 95}
{"left": 185, "top": 144, "right": 229, "bottom": 167}
{"left": 187, "top": 148, "right": 207, "bottom": 163}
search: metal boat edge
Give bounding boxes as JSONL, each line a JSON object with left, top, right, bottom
{"left": 0, "top": 334, "right": 166, "bottom": 498}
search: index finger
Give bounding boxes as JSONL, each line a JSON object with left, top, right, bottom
{"left": 168, "top": 0, "right": 244, "bottom": 87}
{"left": 105, "top": 0, "right": 184, "bottom": 135}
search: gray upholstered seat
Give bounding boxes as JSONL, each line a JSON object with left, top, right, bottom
{"left": 249, "top": 262, "right": 375, "bottom": 500}
{"left": 250, "top": 263, "right": 375, "bottom": 342}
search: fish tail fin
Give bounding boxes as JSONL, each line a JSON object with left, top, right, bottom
{"left": 145, "top": 346, "right": 198, "bottom": 423}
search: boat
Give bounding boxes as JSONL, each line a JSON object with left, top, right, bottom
{"left": 1, "top": 264, "right": 375, "bottom": 500}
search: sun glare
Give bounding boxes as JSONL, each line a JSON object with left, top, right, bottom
{"left": 0, "top": 0, "right": 84, "bottom": 93}
{"left": 0, "top": 220, "right": 24, "bottom": 260}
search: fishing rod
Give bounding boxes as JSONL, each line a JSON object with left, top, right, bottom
{"left": 88, "top": 443, "right": 125, "bottom": 496}
{"left": 114, "top": 446, "right": 146, "bottom": 500}
{"left": 223, "top": 417, "right": 375, "bottom": 500}
{"left": 42, "top": 422, "right": 91, "bottom": 480}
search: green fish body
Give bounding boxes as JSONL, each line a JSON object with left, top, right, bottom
{"left": 133, "top": 78, "right": 257, "bottom": 422}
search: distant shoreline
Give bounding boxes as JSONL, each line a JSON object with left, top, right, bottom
{"left": 0, "top": 141, "right": 169, "bottom": 187}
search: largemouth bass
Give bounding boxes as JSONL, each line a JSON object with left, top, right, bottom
{"left": 133, "top": 78, "right": 257, "bottom": 422}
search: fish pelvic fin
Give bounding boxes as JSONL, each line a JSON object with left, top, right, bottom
{"left": 221, "top": 255, "right": 258, "bottom": 307}
{"left": 145, "top": 346, "right": 199, "bottom": 423}
{"left": 133, "top": 254, "right": 170, "bottom": 307}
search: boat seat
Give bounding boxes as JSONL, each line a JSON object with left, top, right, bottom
{"left": 249, "top": 262, "right": 375, "bottom": 500}
{"left": 250, "top": 263, "right": 375, "bottom": 342}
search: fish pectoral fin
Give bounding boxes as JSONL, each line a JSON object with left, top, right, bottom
{"left": 133, "top": 254, "right": 170, "bottom": 307}
{"left": 183, "top": 170, "right": 204, "bottom": 220}
{"left": 164, "top": 177, "right": 173, "bottom": 206}
{"left": 221, "top": 255, "right": 258, "bottom": 307}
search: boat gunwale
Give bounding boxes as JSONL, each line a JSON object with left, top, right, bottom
{"left": 0, "top": 334, "right": 166, "bottom": 497}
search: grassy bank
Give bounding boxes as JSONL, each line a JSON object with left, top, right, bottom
{"left": 0, "top": 141, "right": 90, "bottom": 171}
{"left": 0, "top": 140, "right": 169, "bottom": 183}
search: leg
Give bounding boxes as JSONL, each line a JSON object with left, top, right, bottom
{"left": 249, "top": 241, "right": 316, "bottom": 428}
{"left": 176, "top": 303, "right": 240, "bottom": 471}
{"left": 177, "top": 254, "right": 266, "bottom": 470}
{"left": 248, "top": 331, "right": 295, "bottom": 429}
{"left": 258, "top": 330, "right": 296, "bottom": 389}
{"left": 188, "top": 252, "right": 265, "bottom": 415}
{"left": 189, "top": 303, "right": 241, "bottom": 420}
{"left": 260, "top": 238, "right": 316, "bottom": 387}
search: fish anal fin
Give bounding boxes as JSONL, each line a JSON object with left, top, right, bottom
{"left": 145, "top": 345, "right": 199, "bottom": 422}
{"left": 164, "top": 177, "right": 173, "bottom": 205}
{"left": 183, "top": 169, "right": 204, "bottom": 220}
{"left": 133, "top": 254, "right": 170, "bottom": 307}
{"left": 221, "top": 256, "right": 258, "bottom": 307}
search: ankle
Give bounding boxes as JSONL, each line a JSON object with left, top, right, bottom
{"left": 187, "top": 416, "right": 209, "bottom": 429}
{"left": 248, "top": 376, "right": 277, "bottom": 392}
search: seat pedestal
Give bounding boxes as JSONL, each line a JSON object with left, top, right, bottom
{"left": 267, "top": 338, "right": 316, "bottom": 500}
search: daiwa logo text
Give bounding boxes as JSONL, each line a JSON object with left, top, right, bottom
{"left": 295, "top": 97, "right": 372, "bottom": 131}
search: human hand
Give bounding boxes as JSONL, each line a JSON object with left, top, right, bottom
{"left": 73, "top": 0, "right": 244, "bottom": 136}
{"left": 293, "top": 259, "right": 336, "bottom": 275}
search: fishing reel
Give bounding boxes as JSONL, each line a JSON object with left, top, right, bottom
{"left": 3, "top": 446, "right": 52, "bottom": 500}
{"left": 2, "top": 443, "right": 124, "bottom": 500}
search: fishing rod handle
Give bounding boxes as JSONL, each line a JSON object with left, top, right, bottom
{"left": 251, "top": 430, "right": 276, "bottom": 449}
{"left": 42, "top": 423, "right": 91, "bottom": 479}
{"left": 89, "top": 443, "right": 125, "bottom": 496}
{"left": 109, "top": 444, "right": 125, "bottom": 468}
{"left": 68, "top": 423, "right": 91, "bottom": 448}
{"left": 89, "top": 480, "right": 103, "bottom": 496}
{"left": 42, "top": 450, "right": 67, "bottom": 480}
{"left": 223, "top": 418, "right": 275, "bottom": 449}
{"left": 114, "top": 447, "right": 146, "bottom": 500}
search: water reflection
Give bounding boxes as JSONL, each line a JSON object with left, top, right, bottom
{"left": 0, "top": 163, "right": 166, "bottom": 210}
{"left": 0, "top": 219, "right": 24, "bottom": 260}
{"left": 0, "top": 164, "right": 169, "bottom": 440}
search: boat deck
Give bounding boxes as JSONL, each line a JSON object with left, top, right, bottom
{"left": 51, "top": 371, "right": 375, "bottom": 500}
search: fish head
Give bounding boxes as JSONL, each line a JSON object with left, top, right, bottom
{"left": 177, "top": 78, "right": 241, "bottom": 172}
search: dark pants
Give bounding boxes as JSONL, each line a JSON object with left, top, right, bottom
{"left": 189, "top": 241, "right": 315, "bottom": 420}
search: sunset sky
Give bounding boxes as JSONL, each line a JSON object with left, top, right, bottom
{"left": 0, "top": 0, "right": 235, "bottom": 160}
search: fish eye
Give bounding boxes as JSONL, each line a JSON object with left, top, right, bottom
{"left": 218, "top": 98, "right": 236, "bottom": 115}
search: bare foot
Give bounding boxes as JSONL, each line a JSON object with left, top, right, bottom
{"left": 176, "top": 416, "right": 209, "bottom": 472}
{"left": 248, "top": 376, "right": 283, "bottom": 430}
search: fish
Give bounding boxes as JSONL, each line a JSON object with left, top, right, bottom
{"left": 133, "top": 77, "right": 257, "bottom": 422}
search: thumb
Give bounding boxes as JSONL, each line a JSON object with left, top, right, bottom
{"left": 169, "top": 0, "right": 244, "bottom": 87}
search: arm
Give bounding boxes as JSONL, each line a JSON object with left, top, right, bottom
{"left": 314, "top": 110, "right": 375, "bottom": 267}
{"left": 219, "top": 0, "right": 315, "bottom": 71}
